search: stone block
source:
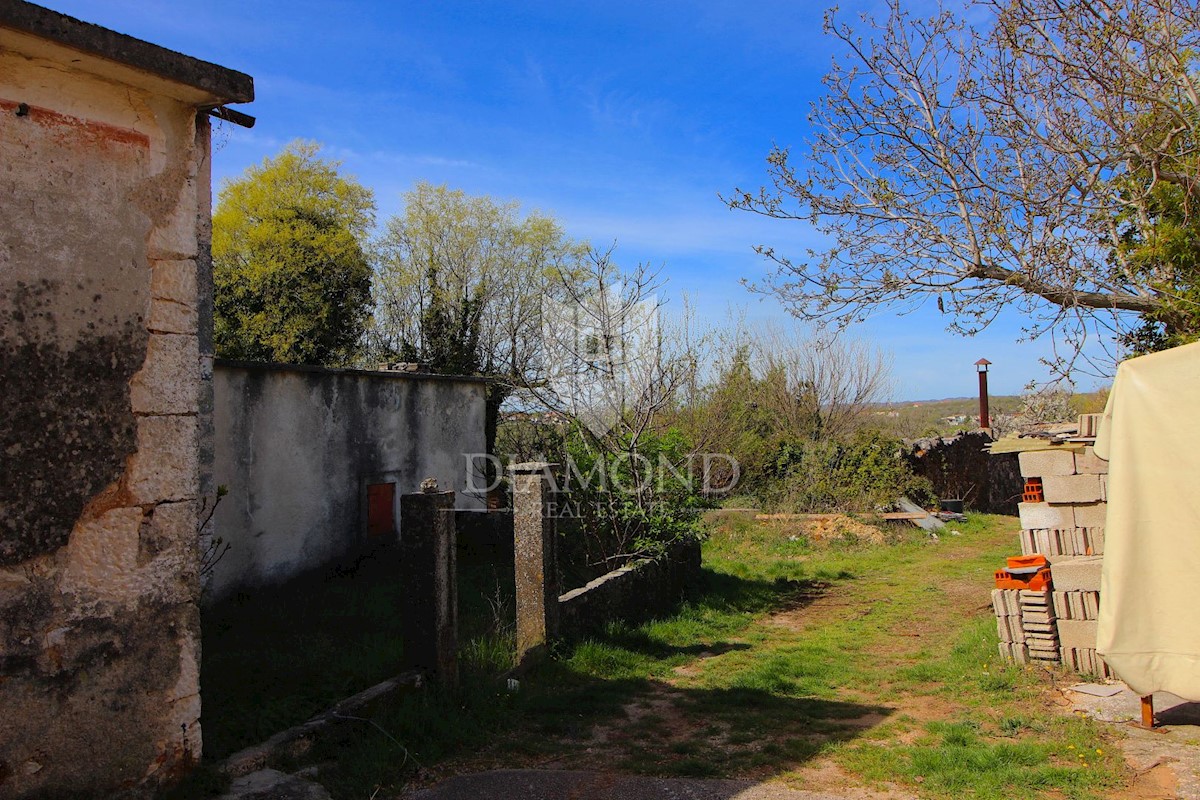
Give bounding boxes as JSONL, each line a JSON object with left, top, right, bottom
{"left": 129, "top": 334, "right": 199, "bottom": 415}
{"left": 1002, "top": 590, "right": 1020, "bottom": 616}
{"left": 1023, "top": 609, "right": 1055, "bottom": 624}
{"left": 1057, "top": 619, "right": 1098, "bottom": 649}
{"left": 1042, "top": 474, "right": 1103, "bottom": 504}
{"left": 1076, "top": 593, "right": 1088, "bottom": 619}
{"left": 1066, "top": 647, "right": 1112, "bottom": 678}
{"left": 1073, "top": 502, "right": 1108, "bottom": 528}
{"left": 148, "top": 295, "right": 198, "bottom": 334}
{"left": 1050, "top": 556, "right": 1103, "bottom": 592}
{"left": 511, "top": 463, "right": 561, "bottom": 661}
{"left": 1100, "top": 474, "right": 1107, "bottom": 501}
{"left": 1077, "top": 414, "right": 1102, "bottom": 438}
{"left": 1019, "top": 449, "right": 1077, "bottom": 478}
{"left": 1053, "top": 592, "right": 1069, "bottom": 619}
{"left": 1074, "top": 446, "right": 1108, "bottom": 475}
{"left": 1019, "top": 502, "right": 1074, "bottom": 530}
{"left": 996, "top": 617, "right": 1013, "bottom": 643}
{"left": 146, "top": 171, "right": 200, "bottom": 260}
{"left": 150, "top": 259, "right": 198, "bottom": 305}
{"left": 138, "top": 500, "right": 197, "bottom": 570}
{"left": 992, "top": 589, "right": 1012, "bottom": 617}
{"left": 64, "top": 507, "right": 143, "bottom": 601}
{"left": 127, "top": 415, "right": 199, "bottom": 504}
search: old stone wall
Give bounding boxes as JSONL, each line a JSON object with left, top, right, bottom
{"left": 906, "top": 432, "right": 1023, "bottom": 514}
{"left": 0, "top": 38, "right": 213, "bottom": 799}
{"left": 209, "top": 363, "right": 487, "bottom": 601}
{"left": 558, "top": 539, "right": 703, "bottom": 638}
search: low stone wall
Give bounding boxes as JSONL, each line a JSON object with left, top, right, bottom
{"left": 558, "top": 539, "right": 703, "bottom": 638}
{"left": 907, "top": 431, "right": 1022, "bottom": 514}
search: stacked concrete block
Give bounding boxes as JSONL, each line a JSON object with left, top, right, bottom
{"left": 993, "top": 589, "right": 1028, "bottom": 663}
{"left": 1052, "top": 591, "right": 1101, "bottom": 621}
{"left": 1018, "top": 447, "right": 1108, "bottom": 527}
{"left": 1047, "top": 556, "right": 1110, "bottom": 678}
{"left": 994, "top": 437, "right": 1113, "bottom": 677}
{"left": 1064, "top": 646, "right": 1115, "bottom": 679}
{"left": 1018, "top": 527, "right": 1105, "bottom": 557}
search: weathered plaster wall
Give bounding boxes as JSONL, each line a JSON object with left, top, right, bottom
{"left": 209, "top": 363, "right": 487, "bottom": 601}
{"left": 0, "top": 43, "right": 211, "bottom": 798}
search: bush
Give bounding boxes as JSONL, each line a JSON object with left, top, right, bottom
{"left": 759, "top": 429, "right": 932, "bottom": 513}
{"left": 560, "top": 426, "right": 710, "bottom": 574}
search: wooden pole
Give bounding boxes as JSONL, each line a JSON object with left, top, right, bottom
{"left": 1140, "top": 695, "right": 1155, "bottom": 728}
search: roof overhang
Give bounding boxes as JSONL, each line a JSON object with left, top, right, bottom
{"left": 0, "top": 1, "right": 253, "bottom": 108}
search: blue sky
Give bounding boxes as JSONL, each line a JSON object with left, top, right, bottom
{"left": 58, "top": 0, "right": 1112, "bottom": 399}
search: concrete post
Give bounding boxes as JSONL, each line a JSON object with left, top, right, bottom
{"left": 399, "top": 484, "right": 458, "bottom": 686}
{"left": 511, "top": 462, "right": 560, "bottom": 662}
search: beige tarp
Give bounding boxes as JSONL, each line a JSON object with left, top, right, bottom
{"left": 1095, "top": 340, "right": 1200, "bottom": 699}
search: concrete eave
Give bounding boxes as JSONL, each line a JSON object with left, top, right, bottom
{"left": 214, "top": 359, "right": 492, "bottom": 385}
{"left": 0, "top": 1, "right": 253, "bottom": 107}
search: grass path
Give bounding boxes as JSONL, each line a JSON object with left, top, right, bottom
{"left": 186, "top": 513, "right": 1133, "bottom": 800}
{"left": 444, "top": 513, "right": 1129, "bottom": 799}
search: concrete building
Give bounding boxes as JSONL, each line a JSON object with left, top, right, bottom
{"left": 208, "top": 362, "right": 488, "bottom": 601}
{"left": 0, "top": 3, "right": 252, "bottom": 796}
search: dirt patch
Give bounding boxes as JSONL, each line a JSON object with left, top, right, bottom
{"left": 789, "top": 515, "right": 888, "bottom": 545}
{"left": 1115, "top": 761, "right": 1179, "bottom": 800}
{"left": 781, "top": 758, "right": 916, "bottom": 799}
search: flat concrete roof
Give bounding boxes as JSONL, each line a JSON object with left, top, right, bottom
{"left": 215, "top": 359, "right": 492, "bottom": 385}
{"left": 0, "top": 0, "right": 253, "bottom": 104}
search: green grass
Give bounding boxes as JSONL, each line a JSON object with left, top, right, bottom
{"left": 177, "top": 512, "right": 1130, "bottom": 799}
{"left": 198, "top": 554, "right": 411, "bottom": 760}
{"left": 198, "top": 549, "right": 516, "bottom": 761}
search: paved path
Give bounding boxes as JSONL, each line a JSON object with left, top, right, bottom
{"left": 1068, "top": 683, "right": 1200, "bottom": 799}
{"left": 404, "top": 769, "right": 894, "bottom": 800}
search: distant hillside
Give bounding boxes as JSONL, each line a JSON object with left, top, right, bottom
{"left": 869, "top": 390, "right": 1107, "bottom": 439}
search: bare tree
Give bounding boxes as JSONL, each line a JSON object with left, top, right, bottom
{"left": 728, "top": 0, "right": 1200, "bottom": 374}
{"left": 530, "top": 246, "right": 711, "bottom": 565}
{"left": 755, "top": 325, "right": 894, "bottom": 441}
{"left": 536, "top": 246, "right": 699, "bottom": 445}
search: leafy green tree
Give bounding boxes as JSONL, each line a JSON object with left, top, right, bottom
{"left": 213, "top": 141, "right": 375, "bottom": 365}
{"left": 1116, "top": 179, "right": 1200, "bottom": 354}
{"left": 371, "top": 182, "right": 586, "bottom": 448}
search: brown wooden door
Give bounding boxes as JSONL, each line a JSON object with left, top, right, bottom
{"left": 367, "top": 482, "right": 396, "bottom": 537}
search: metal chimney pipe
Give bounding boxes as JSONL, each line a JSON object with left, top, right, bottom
{"left": 975, "top": 359, "right": 991, "bottom": 430}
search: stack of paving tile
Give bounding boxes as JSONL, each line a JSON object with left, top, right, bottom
{"left": 993, "top": 588, "right": 1063, "bottom": 663}
{"left": 1019, "top": 589, "right": 1061, "bottom": 662}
